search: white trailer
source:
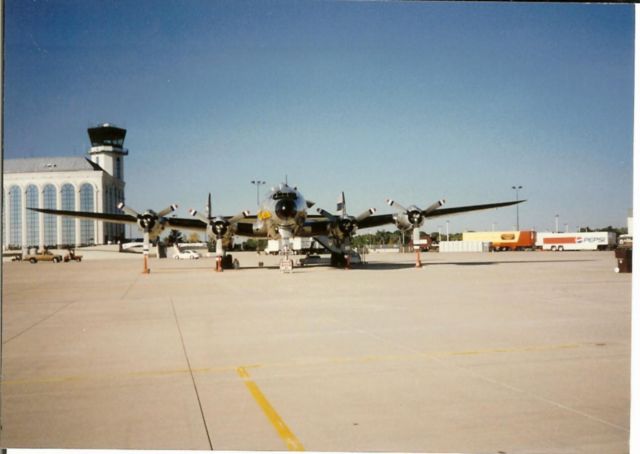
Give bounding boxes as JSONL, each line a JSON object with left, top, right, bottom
{"left": 536, "top": 232, "right": 617, "bottom": 251}
{"left": 439, "top": 241, "right": 491, "bottom": 253}
{"left": 266, "top": 237, "right": 321, "bottom": 254}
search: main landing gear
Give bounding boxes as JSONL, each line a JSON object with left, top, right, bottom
{"left": 330, "top": 252, "right": 350, "bottom": 269}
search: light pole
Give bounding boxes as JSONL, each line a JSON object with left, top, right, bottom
{"left": 555, "top": 214, "right": 559, "bottom": 233}
{"left": 251, "top": 180, "right": 266, "bottom": 207}
{"left": 446, "top": 220, "right": 450, "bottom": 241}
{"left": 512, "top": 185, "right": 522, "bottom": 231}
{"left": 438, "top": 225, "right": 442, "bottom": 243}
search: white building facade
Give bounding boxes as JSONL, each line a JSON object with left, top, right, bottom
{"left": 3, "top": 124, "right": 128, "bottom": 252}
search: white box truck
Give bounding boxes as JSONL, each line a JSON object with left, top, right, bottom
{"left": 536, "top": 232, "right": 617, "bottom": 251}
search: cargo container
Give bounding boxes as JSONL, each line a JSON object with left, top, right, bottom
{"left": 439, "top": 241, "right": 491, "bottom": 253}
{"left": 535, "top": 232, "right": 617, "bottom": 251}
{"left": 462, "top": 231, "right": 536, "bottom": 251}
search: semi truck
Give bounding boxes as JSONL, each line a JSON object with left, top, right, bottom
{"left": 535, "top": 232, "right": 617, "bottom": 251}
{"left": 462, "top": 231, "right": 536, "bottom": 251}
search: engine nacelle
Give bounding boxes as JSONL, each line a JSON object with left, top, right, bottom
{"left": 208, "top": 217, "right": 229, "bottom": 238}
{"left": 393, "top": 206, "right": 424, "bottom": 231}
{"left": 329, "top": 216, "right": 357, "bottom": 240}
{"left": 393, "top": 213, "right": 413, "bottom": 231}
{"left": 137, "top": 211, "right": 168, "bottom": 240}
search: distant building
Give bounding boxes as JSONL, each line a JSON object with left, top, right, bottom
{"left": 3, "top": 124, "right": 128, "bottom": 251}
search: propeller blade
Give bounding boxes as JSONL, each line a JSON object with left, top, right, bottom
{"left": 143, "top": 230, "right": 150, "bottom": 255}
{"left": 189, "top": 209, "right": 210, "bottom": 224}
{"left": 421, "top": 199, "right": 445, "bottom": 216}
{"left": 306, "top": 200, "right": 315, "bottom": 209}
{"left": 355, "top": 207, "right": 377, "bottom": 223}
{"left": 117, "top": 202, "right": 140, "bottom": 218}
{"left": 157, "top": 204, "right": 178, "bottom": 218}
{"left": 228, "top": 210, "right": 250, "bottom": 224}
{"left": 412, "top": 226, "right": 421, "bottom": 244}
{"left": 316, "top": 207, "right": 338, "bottom": 222}
{"left": 386, "top": 198, "right": 408, "bottom": 213}
{"left": 337, "top": 192, "right": 346, "bottom": 216}
{"left": 215, "top": 238, "right": 224, "bottom": 258}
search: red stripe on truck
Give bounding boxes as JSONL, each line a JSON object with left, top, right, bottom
{"left": 543, "top": 237, "right": 577, "bottom": 244}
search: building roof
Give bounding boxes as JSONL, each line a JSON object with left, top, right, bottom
{"left": 4, "top": 157, "right": 103, "bottom": 174}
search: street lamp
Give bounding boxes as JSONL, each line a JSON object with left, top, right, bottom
{"left": 446, "top": 220, "right": 450, "bottom": 241}
{"left": 555, "top": 214, "right": 559, "bottom": 233}
{"left": 251, "top": 180, "right": 266, "bottom": 206}
{"left": 512, "top": 185, "right": 523, "bottom": 231}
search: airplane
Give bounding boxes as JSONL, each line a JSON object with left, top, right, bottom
{"left": 29, "top": 182, "right": 524, "bottom": 273}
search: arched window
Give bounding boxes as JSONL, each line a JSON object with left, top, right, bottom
{"left": 104, "top": 186, "right": 112, "bottom": 239}
{"left": 43, "top": 185, "right": 57, "bottom": 246}
{"left": 79, "top": 183, "right": 95, "bottom": 245}
{"left": 8, "top": 186, "right": 21, "bottom": 248}
{"left": 61, "top": 184, "right": 75, "bottom": 246}
{"left": 2, "top": 190, "right": 5, "bottom": 248}
{"left": 25, "top": 185, "right": 39, "bottom": 247}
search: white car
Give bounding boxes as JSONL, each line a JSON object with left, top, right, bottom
{"left": 174, "top": 249, "right": 200, "bottom": 260}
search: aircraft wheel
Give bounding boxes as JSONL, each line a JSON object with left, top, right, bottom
{"left": 29, "top": 258, "right": 37, "bottom": 264}
{"left": 330, "top": 252, "right": 345, "bottom": 268}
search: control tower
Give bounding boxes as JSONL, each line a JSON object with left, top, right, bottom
{"left": 87, "top": 123, "right": 128, "bottom": 243}
{"left": 87, "top": 123, "right": 128, "bottom": 180}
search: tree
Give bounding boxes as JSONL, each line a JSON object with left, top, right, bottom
{"left": 186, "top": 232, "right": 202, "bottom": 243}
{"left": 244, "top": 239, "right": 258, "bottom": 251}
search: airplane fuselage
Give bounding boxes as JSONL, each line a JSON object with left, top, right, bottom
{"left": 253, "top": 183, "right": 309, "bottom": 239}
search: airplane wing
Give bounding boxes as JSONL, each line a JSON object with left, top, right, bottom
{"left": 29, "top": 207, "right": 209, "bottom": 231}
{"left": 30, "top": 208, "right": 138, "bottom": 224}
{"left": 353, "top": 200, "right": 525, "bottom": 230}
{"left": 422, "top": 200, "right": 524, "bottom": 219}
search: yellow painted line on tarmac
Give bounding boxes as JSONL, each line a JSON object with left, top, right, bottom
{"left": 0, "top": 343, "right": 585, "bottom": 387}
{"left": 237, "top": 366, "right": 305, "bottom": 451}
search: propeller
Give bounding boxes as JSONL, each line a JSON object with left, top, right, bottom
{"left": 386, "top": 198, "right": 445, "bottom": 247}
{"left": 117, "top": 202, "right": 178, "bottom": 273}
{"left": 189, "top": 193, "right": 249, "bottom": 270}
{"left": 317, "top": 191, "right": 376, "bottom": 251}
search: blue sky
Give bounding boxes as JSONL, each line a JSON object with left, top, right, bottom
{"left": 3, "top": 0, "right": 634, "bottom": 233}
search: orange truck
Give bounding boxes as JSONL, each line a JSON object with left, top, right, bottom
{"left": 462, "top": 231, "right": 536, "bottom": 251}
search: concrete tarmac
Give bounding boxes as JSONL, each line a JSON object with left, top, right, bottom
{"left": 0, "top": 250, "right": 631, "bottom": 452}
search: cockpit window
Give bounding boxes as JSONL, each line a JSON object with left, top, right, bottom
{"left": 273, "top": 192, "right": 297, "bottom": 201}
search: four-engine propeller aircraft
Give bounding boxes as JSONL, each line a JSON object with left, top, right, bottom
{"left": 30, "top": 183, "right": 524, "bottom": 273}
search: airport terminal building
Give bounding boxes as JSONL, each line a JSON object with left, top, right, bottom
{"left": 3, "top": 124, "right": 128, "bottom": 251}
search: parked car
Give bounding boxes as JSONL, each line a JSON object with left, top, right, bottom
{"left": 174, "top": 249, "right": 200, "bottom": 259}
{"left": 25, "top": 250, "right": 63, "bottom": 264}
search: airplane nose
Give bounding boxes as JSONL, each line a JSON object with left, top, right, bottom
{"left": 275, "top": 199, "right": 297, "bottom": 220}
